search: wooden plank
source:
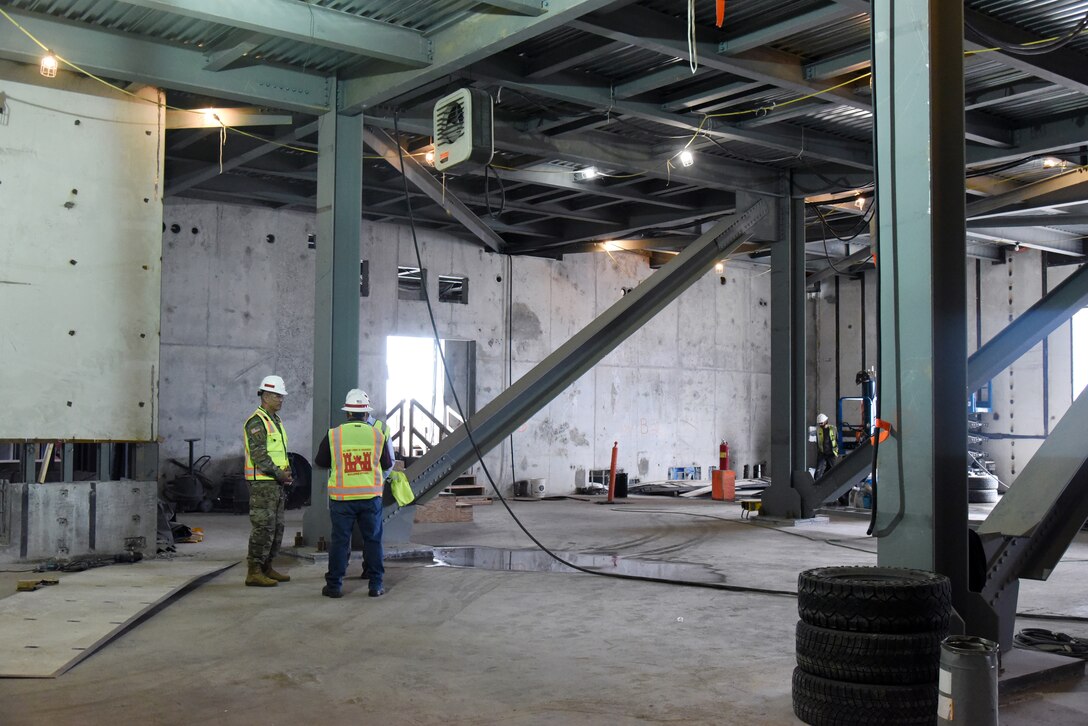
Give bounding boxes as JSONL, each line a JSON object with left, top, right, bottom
{"left": 0, "top": 560, "right": 234, "bottom": 678}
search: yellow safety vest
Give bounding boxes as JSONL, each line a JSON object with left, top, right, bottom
{"left": 327, "top": 421, "right": 385, "bottom": 500}
{"left": 244, "top": 407, "right": 289, "bottom": 481}
{"left": 816, "top": 425, "right": 839, "bottom": 457}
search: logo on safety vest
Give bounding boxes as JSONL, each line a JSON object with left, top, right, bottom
{"left": 342, "top": 451, "right": 372, "bottom": 473}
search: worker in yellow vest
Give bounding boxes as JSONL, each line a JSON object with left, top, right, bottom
{"left": 815, "top": 412, "right": 840, "bottom": 479}
{"left": 242, "top": 375, "right": 293, "bottom": 587}
{"left": 314, "top": 389, "right": 393, "bottom": 598}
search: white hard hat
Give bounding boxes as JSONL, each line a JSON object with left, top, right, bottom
{"left": 816, "top": 413, "right": 828, "bottom": 424}
{"left": 342, "top": 388, "right": 372, "bottom": 413}
{"left": 259, "top": 375, "right": 288, "bottom": 396}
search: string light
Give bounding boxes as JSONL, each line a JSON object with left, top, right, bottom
{"left": 578, "top": 167, "right": 599, "bottom": 180}
{"left": 714, "top": 262, "right": 724, "bottom": 274}
{"left": 39, "top": 52, "right": 57, "bottom": 78}
{"left": 679, "top": 149, "right": 695, "bottom": 167}
{"left": 425, "top": 150, "right": 435, "bottom": 165}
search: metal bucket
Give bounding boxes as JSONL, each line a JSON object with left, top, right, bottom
{"left": 937, "top": 635, "right": 999, "bottom": 725}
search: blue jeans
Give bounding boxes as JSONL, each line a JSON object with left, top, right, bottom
{"left": 326, "top": 497, "right": 383, "bottom": 591}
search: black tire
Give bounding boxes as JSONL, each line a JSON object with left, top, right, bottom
{"left": 968, "top": 474, "right": 998, "bottom": 491}
{"left": 969, "top": 489, "right": 999, "bottom": 504}
{"left": 795, "top": 621, "right": 944, "bottom": 685}
{"left": 798, "top": 566, "right": 951, "bottom": 633}
{"left": 793, "top": 668, "right": 938, "bottom": 726}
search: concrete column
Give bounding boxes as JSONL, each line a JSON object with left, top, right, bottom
{"left": 872, "top": 0, "right": 968, "bottom": 599}
{"left": 303, "top": 102, "right": 363, "bottom": 544}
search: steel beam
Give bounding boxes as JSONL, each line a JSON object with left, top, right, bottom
{"left": 366, "top": 113, "right": 780, "bottom": 194}
{"left": 388, "top": 200, "right": 769, "bottom": 518}
{"left": 303, "top": 106, "right": 363, "bottom": 544}
{"left": 762, "top": 183, "right": 809, "bottom": 518}
{"left": 871, "top": 0, "right": 969, "bottom": 610}
{"left": 966, "top": 170, "right": 1088, "bottom": 218}
{"left": 167, "top": 121, "right": 319, "bottom": 196}
{"left": 481, "top": 0, "right": 549, "bottom": 14}
{"left": 476, "top": 62, "right": 873, "bottom": 168}
{"left": 717, "top": 6, "right": 859, "bottom": 56}
{"left": 968, "top": 115, "right": 1088, "bottom": 167}
{"left": 112, "top": 0, "right": 432, "bottom": 67}
{"left": 968, "top": 262, "right": 1088, "bottom": 393}
{"left": 574, "top": 5, "right": 1008, "bottom": 148}
{"left": 202, "top": 36, "right": 262, "bottom": 72}
{"left": 805, "top": 246, "right": 873, "bottom": 288}
{"left": 0, "top": 8, "right": 330, "bottom": 113}
{"left": 973, "top": 389, "right": 1088, "bottom": 650}
{"left": 363, "top": 127, "right": 506, "bottom": 253}
{"left": 341, "top": 0, "right": 616, "bottom": 110}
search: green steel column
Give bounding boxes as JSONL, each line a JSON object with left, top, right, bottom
{"left": 303, "top": 101, "right": 363, "bottom": 544}
{"left": 763, "top": 177, "right": 807, "bottom": 517}
{"left": 872, "top": 1, "right": 968, "bottom": 595}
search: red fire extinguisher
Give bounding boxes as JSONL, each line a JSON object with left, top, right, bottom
{"left": 720, "top": 440, "right": 729, "bottom": 471}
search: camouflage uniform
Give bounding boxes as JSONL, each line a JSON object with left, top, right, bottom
{"left": 245, "top": 411, "right": 289, "bottom": 567}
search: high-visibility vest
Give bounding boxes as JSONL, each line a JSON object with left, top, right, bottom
{"left": 816, "top": 425, "right": 839, "bottom": 458}
{"left": 244, "top": 407, "right": 289, "bottom": 480}
{"left": 327, "top": 421, "right": 385, "bottom": 500}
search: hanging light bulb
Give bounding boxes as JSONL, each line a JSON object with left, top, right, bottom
{"left": 714, "top": 262, "right": 724, "bottom": 274}
{"left": 40, "top": 52, "right": 58, "bottom": 78}
{"left": 679, "top": 149, "right": 695, "bottom": 167}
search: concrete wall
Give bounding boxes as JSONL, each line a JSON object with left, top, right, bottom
{"left": 0, "top": 63, "right": 164, "bottom": 441}
{"left": 0, "top": 480, "right": 157, "bottom": 563}
{"left": 160, "top": 201, "right": 773, "bottom": 493}
{"left": 810, "top": 250, "right": 1081, "bottom": 486}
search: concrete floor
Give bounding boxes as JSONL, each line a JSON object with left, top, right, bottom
{"left": 1, "top": 497, "right": 1087, "bottom": 725}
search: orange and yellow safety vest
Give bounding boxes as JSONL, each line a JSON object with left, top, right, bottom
{"left": 327, "top": 421, "right": 385, "bottom": 500}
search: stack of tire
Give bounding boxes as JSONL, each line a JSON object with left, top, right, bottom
{"left": 968, "top": 473, "right": 999, "bottom": 504}
{"left": 792, "top": 566, "right": 952, "bottom": 725}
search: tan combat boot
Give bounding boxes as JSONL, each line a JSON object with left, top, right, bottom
{"left": 262, "top": 561, "right": 291, "bottom": 582}
{"left": 245, "top": 561, "right": 278, "bottom": 587}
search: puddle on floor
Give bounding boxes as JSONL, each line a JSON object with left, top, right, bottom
{"left": 430, "top": 546, "right": 727, "bottom": 584}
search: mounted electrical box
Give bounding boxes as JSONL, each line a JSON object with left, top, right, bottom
{"left": 432, "top": 88, "right": 494, "bottom": 172}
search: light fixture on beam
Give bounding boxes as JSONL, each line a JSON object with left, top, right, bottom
{"left": 40, "top": 52, "right": 58, "bottom": 78}
{"left": 577, "top": 166, "right": 599, "bottom": 180}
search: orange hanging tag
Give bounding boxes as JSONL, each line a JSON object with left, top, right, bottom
{"left": 716, "top": 0, "right": 726, "bottom": 28}
{"left": 870, "top": 418, "right": 892, "bottom": 446}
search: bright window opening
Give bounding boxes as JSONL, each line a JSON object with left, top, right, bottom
{"left": 1074, "top": 307, "right": 1088, "bottom": 399}
{"left": 385, "top": 336, "right": 474, "bottom": 457}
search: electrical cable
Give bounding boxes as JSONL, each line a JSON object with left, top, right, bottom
{"left": 965, "top": 11, "right": 1088, "bottom": 57}
{"left": 483, "top": 164, "right": 506, "bottom": 218}
{"left": 393, "top": 113, "right": 795, "bottom": 597}
{"left": 1013, "top": 628, "right": 1088, "bottom": 658}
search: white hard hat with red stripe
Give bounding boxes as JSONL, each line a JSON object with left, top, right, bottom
{"left": 259, "top": 375, "right": 288, "bottom": 396}
{"left": 342, "top": 388, "right": 372, "bottom": 413}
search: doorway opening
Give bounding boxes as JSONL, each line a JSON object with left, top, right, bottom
{"left": 385, "top": 335, "right": 475, "bottom": 458}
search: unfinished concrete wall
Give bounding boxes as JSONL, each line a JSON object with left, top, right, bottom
{"left": 159, "top": 201, "right": 315, "bottom": 485}
{"left": 0, "top": 480, "right": 157, "bottom": 563}
{"left": 159, "top": 202, "right": 773, "bottom": 494}
{"left": 811, "top": 250, "right": 1079, "bottom": 486}
{"left": 0, "top": 63, "right": 164, "bottom": 441}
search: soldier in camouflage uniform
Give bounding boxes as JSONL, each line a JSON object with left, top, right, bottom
{"left": 243, "top": 375, "right": 293, "bottom": 587}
